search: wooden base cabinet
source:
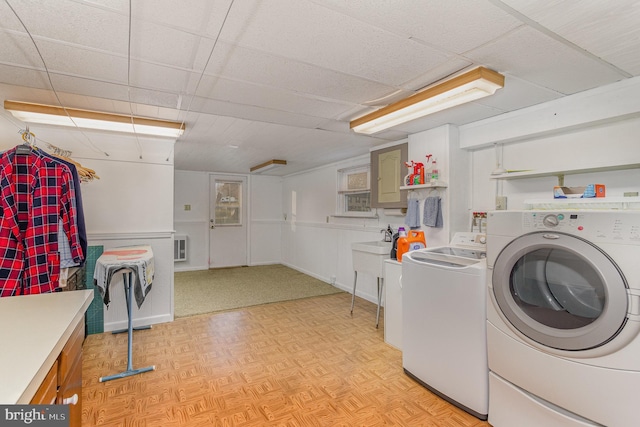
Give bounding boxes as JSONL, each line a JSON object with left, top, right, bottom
{"left": 30, "top": 318, "right": 84, "bottom": 427}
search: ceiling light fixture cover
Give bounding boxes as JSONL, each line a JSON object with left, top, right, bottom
{"left": 4, "top": 100, "right": 185, "bottom": 138}
{"left": 350, "top": 67, "right": 505, "bottom": 134}
{"left": 250, "top": 159, "right": 287, "bottom": 173}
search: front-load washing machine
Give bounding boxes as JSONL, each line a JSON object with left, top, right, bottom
{"left": 402, "top": 232, "right": 488, "bottom": 420}
{"left": 486, "top": 210, "right": 640, "bottom": 427}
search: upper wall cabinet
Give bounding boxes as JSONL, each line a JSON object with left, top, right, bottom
{"left": 371, "top": 143, "right": 408, "bottom": 208}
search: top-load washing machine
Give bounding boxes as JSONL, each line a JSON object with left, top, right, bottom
{"left": 486, "top": 210, "right": 640, "bottom": 427}
{"left": 402, "top": 232, "right": 488, "bottom": 420}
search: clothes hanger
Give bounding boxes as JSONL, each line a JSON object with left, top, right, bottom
{"left": 16, "top": 127, "right": 36, "bottom": 154}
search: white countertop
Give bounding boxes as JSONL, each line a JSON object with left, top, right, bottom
{"left": 0, "top": 289, "right": 94, "bottom": 404}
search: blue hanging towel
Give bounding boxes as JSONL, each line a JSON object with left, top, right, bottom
{"left": 423, "top": 196, "right": 443, "bottom": 228}
{"left": 404, "top": 198, "right": 420, "bottom": 228}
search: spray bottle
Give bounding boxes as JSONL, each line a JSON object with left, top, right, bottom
{"left": 404, "top": 161, "right": 415, "bottom": 186}
{"left": 424, "top": 154, "right": 433, "bottom": 184}
{"left": 414, "top": 162, "right": 424, "bottom": 185}
{"left": 431, "top": 157, "right": 439, "bottom": 183}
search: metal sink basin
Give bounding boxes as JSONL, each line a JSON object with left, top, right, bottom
{"left": 352, "top": 241, "right": 392, "bottom": 255}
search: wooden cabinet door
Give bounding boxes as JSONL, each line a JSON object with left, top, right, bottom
{"left": 57, "top": 357, "right": 82, "bottom": 427}
{"left": 30, "top": 360, "right": 58, "bottom": 405}
{"left": 371, "top": 143, "right": 408, "bottom": 208}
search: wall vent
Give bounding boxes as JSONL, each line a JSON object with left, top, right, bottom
{"left": 174, "top": 235, "right": 187, "bottom": 262}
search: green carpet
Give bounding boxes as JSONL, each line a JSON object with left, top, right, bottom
{"left": 174, "top": 264, "right": 344, "bottom": 318}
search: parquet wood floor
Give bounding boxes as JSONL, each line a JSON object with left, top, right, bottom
{"left": 82, "top": 293, "right": 490, "bottom": 427}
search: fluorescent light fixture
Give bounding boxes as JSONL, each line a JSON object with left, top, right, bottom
{"left": 4, "top": 100, "right": 185, "bottom": 138}
{"left": 250, "top": 159, "right": 287, "bottom": 173}
{"left": 350, "top": 67, "right": 504, "bottom": 134}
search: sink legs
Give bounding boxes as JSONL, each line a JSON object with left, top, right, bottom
{"left": 350, "top": 271, "right": 357, "bottom": 314}
{"left": 351, "top": 270, "right": 383, "bottom": 329}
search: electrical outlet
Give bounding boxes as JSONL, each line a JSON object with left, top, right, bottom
{"left": 184, "top": 204, "right": 191, "bottom": 211}
{"left": 495, "top": 196, "right": 507, "bottom": 210}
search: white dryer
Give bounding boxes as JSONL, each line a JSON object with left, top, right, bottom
{"left": 486, "top": 210, "right": 640, "bottom": 427}
{"left": 402, "top": 232, "right": 488, "bottom": 420}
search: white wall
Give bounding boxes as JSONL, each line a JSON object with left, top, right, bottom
{"left": 79, "top": 141, "right": 176, "bottom": 332}
{"left": 173, "top": 171, "right": 285, "bottom": 271}
{"left": 174, "top": 170, "right": 209, "bottom": 271}
{"left": 281, "top": 154, "right": 409, "bottom": 305}
{"left": 465, "top": 81, "right": 640, "bottom": 213}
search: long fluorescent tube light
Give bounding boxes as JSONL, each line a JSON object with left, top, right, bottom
{"left": 4, "top": 100, "right": 185, "bottom": 138}
{"left": 350, "top": 67, "right": 505, "bottom": 134}
{"left": 250, "top": 159, "right": 287, "bottom": 173}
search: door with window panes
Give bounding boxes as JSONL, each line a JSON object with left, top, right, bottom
{"left": 209, "top": 174, "right": 248, "bottom": 268}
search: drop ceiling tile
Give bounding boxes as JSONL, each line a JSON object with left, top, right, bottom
{"left": 192, "top": 97, "right": 326, "bottom": 130}
{"left": 479, "top": 75, "right": 563, "bottom": 111}
{"left": 314, "top": 0, "right": 523, "bottom": 54}
{"left": 465, "top": 26, "right": 627, "bottom": 95}
{"left": 216, "top": 0, "right": 450, "bottom": 85}
{"left": 129, "top": 60, "right": 194, "bottom": 94}
{"left": 0, "top": 30, "right": 49, "bottom": 69}
{"left": 203, "top": 42, "right": 397, "bottom": 104}
{"left": 129, "top": 19, "right": 203, "bottom": 69}
{"left": 132, "top": 0, "right": 229, "bottom": 35}
{"left": 503, "top": 0, "right": 640, "bottom": 75}
{"left": 3, "top": 0, "right": 129, "bottom": 54}
{"left": 36, "top": 42, "right": 128, "bottom": 84}
{"left": 195, "top": 76, "right": 356, "bottom": 119}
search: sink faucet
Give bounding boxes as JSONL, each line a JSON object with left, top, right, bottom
{"left": 381, "top": 225, "right": 393, "bottom": 242}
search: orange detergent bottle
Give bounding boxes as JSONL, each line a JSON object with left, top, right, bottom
{"left": 396, "top": 230, "right": 426, "bottom": 262}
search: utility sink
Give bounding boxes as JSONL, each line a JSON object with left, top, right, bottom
{"left": 351, "top": 241, "right": 392, "bottom": 328}
{"left": 352, "top": 241, "right": 392, "bottom": 278}
{"left": 352, "top": 241, "right": 392, "bottom": 255}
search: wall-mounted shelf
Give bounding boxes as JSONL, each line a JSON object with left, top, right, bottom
{"left": 489, "top": 163, "right": 640, "bottom": 181}
{"left": 400, "top": 182, "right": 447, "bottom": 191}
{"left": 524, "top": 197, "right": 640, "bottom": 210}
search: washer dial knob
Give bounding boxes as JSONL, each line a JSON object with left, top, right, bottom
{"left": 543, "top": 214, "right": 559, "bottom": 228}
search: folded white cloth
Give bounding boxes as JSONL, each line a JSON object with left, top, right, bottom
{"left": 423, "top": 196, "right": 443, "bottom": 228}
{"left": 94, "top": 245, "right": 154, "bottom": 308}
{"left": 404, "top": 198, "right": 421, "bottom": 228}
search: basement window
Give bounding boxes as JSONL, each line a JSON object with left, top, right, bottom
{"left": 337, "top": 165, "right": 372, "bottom": 216}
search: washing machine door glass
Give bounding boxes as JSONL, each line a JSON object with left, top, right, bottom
{"left": 493, "top": 232, "right": 628, "bottom": 351}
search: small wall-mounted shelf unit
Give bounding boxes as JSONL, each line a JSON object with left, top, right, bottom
{"left": 489, "top": 163, "right": 640, "bottom": 186}
{"left": 400, "top": 182, "right": 448, "bottom": 191}
{"left": 523, "top": 197, "right": 640, "bottom": 210}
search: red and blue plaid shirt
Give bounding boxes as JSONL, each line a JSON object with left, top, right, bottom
{"left": 0, "top": 146, "right": 84, "bottom": 296}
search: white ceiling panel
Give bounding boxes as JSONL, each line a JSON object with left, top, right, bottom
{"left": 0, "top": 1, "right": 638, "bottom": 175}
{"left": 313, "top": 0, "right": 524, "bottom": 54}
{"left": 190, "top": 97, "right": 327, "bottom": 130}
{"left": 0, "top": 30, "right": 49, "bottom": 69}
{"left": 217, "top": 0, "right": 451, "bottom": 86}
{"left": 194, "top": 76, "right": 356, "bottom": 119}
{"left": 465, "top": 26, "right": 628, "bottom": 94}
{"left": 129, "top": 60, "right": 195, "bottom": 94}
{"left": 35, "top": 41, "right": 128, "bottom": 84}
{"left": 4, "top": 0, "right": 129, "bottom": 54}
{"left": 502, "top": 0, "right": 640, "bottom": 75}
{"left": 202, "top": 42, "right": 397, "bottom": 103}
{"left": 129, "top": 19, "right": 205, "bottom": 69}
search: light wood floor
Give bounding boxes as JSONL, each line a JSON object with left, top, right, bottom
{"left": 82, "top": 293, "right": 491, "bottom": 426}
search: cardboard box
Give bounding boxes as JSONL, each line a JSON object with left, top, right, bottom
{"left": 553, "top": 184, "right": 605, "bottom": 199}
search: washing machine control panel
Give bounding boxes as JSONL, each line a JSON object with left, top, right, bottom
{"left": 521, "top": 211, "right": 640, "bottom": 243}
{"left": 524, "top": 212, "right": 582, "bottom": 231}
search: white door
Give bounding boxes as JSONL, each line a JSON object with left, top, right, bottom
{"left": 209, "top": 174, "right": 248, "bottom": 268}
